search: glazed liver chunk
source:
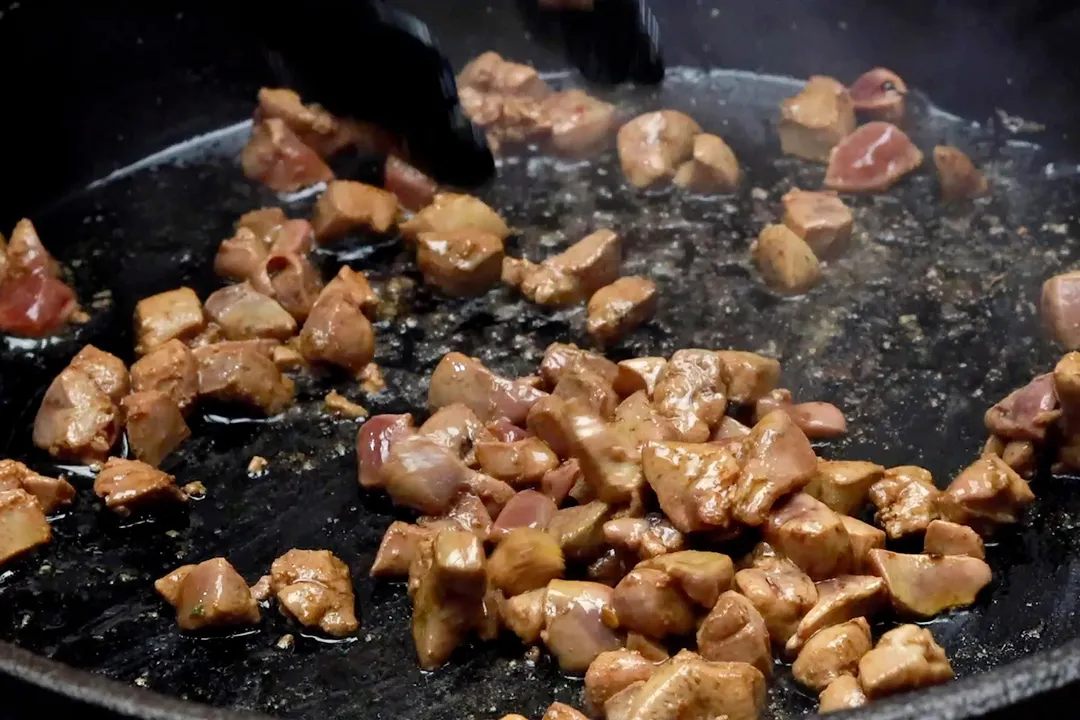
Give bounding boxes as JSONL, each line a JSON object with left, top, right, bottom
{"left": 587, "top": 276, "right": 657, "bottom": 345}
{"left": 715, "top": 351, "right": 781, "bottom": 405}
{"left": 938, "top": 454, "right": 1034, "bottom": 533}
{"left": 612, "top": 565, "right": 697, "bottom": 638}
{"left": 642, "top": 441, "right": 741, "bottom": 533}
{"left": 255, "top": 88, "right": 363, "bottom": 158}
{"left": 0, "top": 489, "right": 52, "bottom": 565}
{"left": 250, "top": 251, "right": 324, "bottom": 322}
{"left": 764, "top": 493, "right": 855, "bottom": 581}
{"left": 617, "top": 110, "right": 702, "bottom": 188}
{"left": 818, "top": 674, "right": 868, "bottom": 713}
{"left": 312, "top": 180, "right": 398, "bottom": 241}
{"left": 806, "top": 460, "right": 884, "bottom": 516}
{"left": 416, "top": 230, "right": 505, "bottom": 297}
{"left": 215, "top": 227, "right": 268, "bottom": 282}
{"left": 779, "top": 76, "right": 856, "bottom": 162}
{"left": 848, "top": 67, "right": 907, "bottom": 122}
{"left": 237, "top": 207, "right": 287, "bottom": 238}
{"left": 1041, "top": 271, "right": 1080, "bottom": 349}
{"left": 381, "top": 435, "right": 469, "bottom": 514}
{"left": 203, "top": 283, "right": 297, "bottom": 341}
{"left": 752, "top": 224, "right": 821, "bottom": 295}
{"left": 506, "top": 229, "right": 622, "bottom": 307}
{"left": 429, "top": 352, "right": 547, "bottom": 425}
{"left": 858, "top": 624, "right": 953, "bottom": 698}
{"left": 69, "top": 345, "right": 129, "bottom": 404}
{"left": 824, "top": 122, "right": 923, "bottom": 193}
{"left": 384, "top": 155, "right": 439, "bottom": 212}
{"left": 542, "top": 90, "right": 616, "bottom": 157}
{"left": 130, "top": 339, "right": 199, "bottom": 413}
{"left": 122, "top": 390, "right": 191, "bottom": 467}
{"left": 400, "top": 192, "right": 510, "bottom": 241}
{"left": 792, "top": 618, "right": 872, "bottom": 692}
{"left": 673, "top": 133, "right": 741, "bottom": 193}
{"left": 155, "top": 558, "right": 261, "bottom": 631}
{"left": 696, "top": 590, "right": 772, "bottom": 675}
{"left": 194, "top": 341, "right": 295, "bottom": 415}
{"left": 613, "top": 653, "right": 766, "bottom": 720}
{"left": 933, "top": 145, "right": 989, "bottom": 200}
{"left": 93, "top": 457, "right": 186, "bottom": 513}
{"left": 652, "top": 349, "right": 727, "bottom": 442}
{"left": 924, "top": 519, "right": 985, "bottom": 559}
{"left": 33, "top": 366, "right": 121, "bottom": 463}
{"left": 736, "top": 410, "right": 819, "bottom": 525}
{"left": 734, "top": 543, "right": 818, "bottom": 645}
{"left": 487, "top": 527, "right": 565, "bottom": 596}
{"left": 357, "top": 414, "right": 416, "bottom": 489}
{"left": 984, "top": 373, "right": 1060, "bottom": 442}
{"left": 868, "top": 465, "right": 941, "bottom": 539}
{"left": 133, "top": 287, "right": 206, "bottom": 355}
{"left": 266, "top": 549, "right": 359, "bottom": 636}
{"left": 0, "top": 460, "right": 75, "bottom": 514}
{"left": 868, "top": 548, "right": 991, "bottom": 617}
{"left": 299, "top": 277, "right": 376, "bottom": 373}
{"left": 241, "top": 118, "right": 333, "bottom": 193}
{"left": 781, "top": 189, "right": 853, "bottom": 259}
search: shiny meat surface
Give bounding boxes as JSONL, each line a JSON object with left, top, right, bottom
{"left": 546, "top": 501, "right": 611, "bottom": 561}
{"left": 791, "top": 617, "right": 872, "bottom": 691}
{"left": 194, "top": 341, "right": 295, "bottom": 415}
{"left": 584, "top": 649, "right": 657, "bottom": 710}
{"left": 716, "top": 351, "right": 781, "bottom": 405}
{"left": 696, "top": 590, "right": 772, "bottom": 676}
{"left": 299, "top": 280, "right": 376, "bottom": 373}
{"left": 868, "top": 548, "right": 991, "bottom": 617}
{"left": 858, "top": 624, "right": 953, "bottom": 699}
{"left": 541, "top": 460, "right": 582, "bottom": 505}
{"left": 384, "top": 155, "right": 438, "bottom": 212}
{"left": 488, "top": 527, "right": 565, "bottom": 596}
{"left": 0, "top": 219, "right": 78, "bottom": 337}
{"left": 255, "top": 88, "right": 362, "bottom": 158}
{"left": 250, "top": 251, "right": 324, "bottom": 322}
{"left": 0, "top": 489, "right": 52, "bottom": 566}
{"left": 824, "top": 122, "right": 924, "bottom": 193}
{"left": 614, "top": 357, "right": 667, "bottom": 398}
{"left": 778, "top": 76, "right": 855, "bottom": 162}
{"left": 603, "top": 515, "right": 685, "bottom": 560}
{"left": 652, "top": 350, "right": 727, "bottom": 442}
{"left": 539, "top": 580, "right": 622, "bottom": 674}
{"left": 781, "top": 189, "right": 853, "bottom": 259}
{"left": 841, "top": 516, "right": 887, "bottom": 572}
{"left": 241, "top": 118, "right": 334, "bottom": 193}
{"left": 752, "top": 224, "right": 821, "bottom": 295}
{"left": 848, "top": 67, "right": 907, "bottom": 122}
{"left": 312, "top": 181, "right": 398, "bottom": 241}
{"left": 505, "top": 229, "right": 622, "bottom": 307}
{"left": 939, "top": 454, "right": 1034, "bottom": 533}
{"left": 612, "top": 566, "right": 697, "bottom": 638}
{"left": 381, "top": 435, "right": 469, "bottom": 514}
{"left": 429, "top": 352, "right": 547, "bottom": 425}
{"left": 805, "top": 459, "right": 884, "bottom": 516}
{"left": 818, "top": 673, "right": 868, "bottom": 713}
{"left": 612, "top": 653, "right": 766, "bottom": 720}
{"left": 586, "top": 276, "right": 658, "bottom": 345}
{"left": 475, "top": 437, "right": 559, "bottom": 486}
{"left": 789, "top": 401, "right": 847, "bottom": 439}
{"left": 33, "top": 366, "right": 121, "bottom": 463}
{"left": 672, "top": 133, "right": 741, "bottom": 193}
{"left": 420, "top": 403, "right": 493, "bottom": 463}
{"left": 129, "top": 339, "right": 199, "bottom": 414}
{"left": 93, "top": 457, "right": 187, "bottom": 513}
{"left": 69, "top": 345, "right": 129, "bottom": 404}
{"left": 984, "top": 373, "right": 1060, "bottom": 442}
{"left": 642, "top": 441, "right": 740, "bottom": 533}
{"left": 399, "top": 193, "right": 510, "bottom": 241}
{"left": 764, "top": 493, "right": 854, "bottom": 580}
{"left": 1041, "top": 271, "right": 1080, "bottom": 349}
{"left": 237, "top": 207, "right": 287, "bottom": 238}
{"left": 416, "top": 230, "right": 505, "bottom": 297}
{"left": 121, "top": 390, "right": 191, "bottom": 468}
{"left": 552, "top": 371, "right": 618, "bottom": 419}
{"left": 933, "top": 146, "right": 989, "bottom": 200}
{"left": 787, "top": 575, "right": 886, "bottom": 655}
{"left": 616, "top": 110, "right": 702, "bottom": 188}
{"left": 733, "top": 546, "right": 818, "bottom": 645}
{"left": 540, "top": 343, "right": 620, "bottom": 389}
{"left": 0, "top": 460, "right": 75, "bottom": 514}
{"left": 868, "top": 465, "right": 941, "bottom": 539}
{"left": 154, "top": 558, "right": 261, "bottom": 631}
{"left": 736, "top": 410, "right": 819, "bottom": 526}
{"left": 370, "top": 521, "right": 430, "bottom": 578}
{"left": 133, "top": 287, "right": 206, "bottom": 356}
{"left": 924, "top": 519, "right": 985, "bottom": 559}
{"left": 268, "top": 549, "right": 358, "bottom": 637}
{"left": 214, "top": 227, "right": 268, "bottom": 282}
{"left": 640, "top": 551, "right": 733, "bottom": 608}
{"left": 613, "top": 392, "right": 680, "bottom": 448}
{"left": 542, "top": 90, "right": 616, "bottom": 157}
{"left": 203, "top": 283, "right": 297, "bottom": 341}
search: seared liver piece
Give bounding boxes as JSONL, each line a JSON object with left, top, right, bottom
{"left": 312, "top": 180, "right": 398, "bottom": 241}
{"left": 614, "top": 357, "right": 667, "bottom": 397}
{"left": 934, "top": 146, "right": 989, "bottom": 200}
{"left": 130, "top": 339, "right": 199, "bottom": 413}
{"left": 824, "top": 122, "right": 924, "bottom": 192}
{"left": 540, "top": 703, "right": 588, "bottom": 720}
{"left": 237, "top": 207, "right": 287, "bottom": 238}
{"left": 489, "top": 489, "right": 556, "bottom": 538}
{"left": 868, "top": 548, "right": 991, "bottom": 617}
{"left": 371, "top": 521, "right": 431, "bottom": 578}
{"left": 505, "top": 229, "right": 622, "bottom": 307}
{"left": 612, "top": 652, "right": 766, "bottom": 720}
{"left": 604, "top": 514, "right": 685, "bottom": 560}
{"left": 241, "top": 118, "right": 334, "bottom": 192}
{"left": 787, "top": 575, "right": 886, "bottom": 655}
{"left": 584, "top": 649, "right": 657, "bottom": 710}
{"left": 552, "top": 371, "right": 619, "bottom": 419}
{"left": 736, "top": 410, "right": 819, "bottom": 526}
{"left": 1041, "top": 271, "right": 1080, "bottom": 349}
{"left": 752, "top": 224, "right": 821, "bottom": 295}
{"left": 134, "top": 287, "right": 206, "bottom": 356}
{"left": 203, "top": 283, "right": 297, "bottom": 341}
{"left": 429, "top": 352, "right": 547, "bottom": 424}
{"left": 984, "top": 373, "right": 1060, "bottom": 442}
{"left": 381, "top": 435, "right": 469, "bottom": 514}
{"left": 384, "top": 155, "right": 438, "bottom": 212}
{"left": 640, "top": 550, "right": 733, "bottom": 608}
{"left": 764, "top": 493, "right": 855, "bottom": 581}
{"left": 0, "top": 489, "right": 52, "bottom": 565}
{"left": 214, "top": 227, "right": 268, "bottom": 282}
{"left": 255, "top": 88, "right": 363, "bottom": 158}
{"left": 299, "top": 276, "right": 376, "bottom": 373}
{"left": 781, "top": 189, "right": 853, "bottom": 259}
{"left": 122, "top": 391, "right": 191, "bottom": 467}
{"left": 542, "top": 90, "right": 616, "bottom": 157}
{"left": 924, "top": 519, "right": 985, "bottom": 559}
{"left": 858, "top": 624, "right": 953, "bottom": 699}
{"left": 69, "top": 345, "right": 129, "bottom": 404}
{"left": 541, "top": 459, "right": 582, "bottom": 504}
{"left": 696, "top": 590, "right": 772, "bottom": 675}
{"left": 788, "top": 402, "right": 847, "bottom": 439}
{"left": 613, "top": 391, "right": 680, "bottom": 447}
{"left": 733, "top": 545, "right": 818, "bottom": 645}
{"left": 0, "top": 460, "right": 74, "bottom": 514}
{"left": 0, "top": 220, "right": 79, "bottom": 338}
{"left": 868, "top": 465, "right": 941, "bottom": 539}
{"left": 841, "top": 516, "right": 887, "bottom": 571}
{"left": 419, "top": 403, "right": 493, "bottom": 464}
{"left": 547, "top": 501, "right": 611, "bottom": 561}
{"left": 416, "top": 229, "right": 505, "bottom": 297}
{"left": 540, "top": 343, "right": 620, "bottom": 389}
{"left": 792, "top": 617, "right": 872, "bottom": 692}
{"left": 642, "top": 441, "right": 741, "bottom": 533}
{"left": 155, "top": 558, "right": 261, "bottom": 631}
{"left": 818, "top": 673, "right": 868, "bottom": 713}
{"left": 193, "top": 341, "right": 295, "bottom": 415}
{"left": 587, "top": 276, "right": 657, "bottom": 345}
{"left": 848, "top": 67, "right": 907, "bottom": 122}
{"left": 93, "top": 457, "right": 187, "bottom": 514}
{"left": 475, "top": 437, "right": 559, "bottom": 486}
{"left": 250, "top": 251, "right": 324, "bottom": 322}
{"left": 612, "top": 565, "right": 697, "bottom": 638}
{"left": 488, "top": 527, "right": 565, "bottom": 596}
{"left": 538, "top": 580, "right": 623, "bottom": 674}
{"left": 805, "top": 460, "right": 884, "bottom": 516}
{"left": 673, "top": 133, "right": 741, "bottom": 193}
{"left": 779, "top": 76, "right": 856, "bottom": 162}
{"left": 400, "top": 192, "right": 510, "bottom": 241}
{"left": 939, "top": 454, "right": 1034, "bottom": 533}
{"left": 616, "top": 110, "right": 702, "bottom": 188}
{"left": 33, "top": 366, "right": 121, "bottom": 463}
{"left": 267, "top": 549, "right": 358, "bottom": 636}
{"left": 715, "top": 351, "right": 781, "bottom": 405}
{"left": 652, "top": 349, "right": 727, "bottom": 442}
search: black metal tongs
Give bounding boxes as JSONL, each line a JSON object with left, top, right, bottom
{"left": 256, "top": 0, "right": 664, "bottom": 188}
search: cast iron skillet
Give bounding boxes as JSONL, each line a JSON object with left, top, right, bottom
{"left": 5, "top": 2, "right": 1080, "bottom": 719}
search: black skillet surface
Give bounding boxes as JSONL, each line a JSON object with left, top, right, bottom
{"left": 5, "top": 2, "right": 1080, "bottom": 720}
